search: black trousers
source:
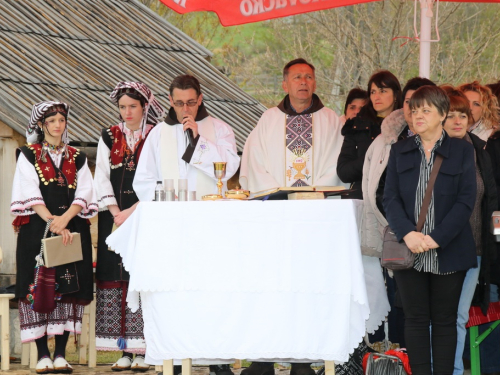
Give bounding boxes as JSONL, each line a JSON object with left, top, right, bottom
{"left": 394, "top": 267, "right": 466, "bottom": 375}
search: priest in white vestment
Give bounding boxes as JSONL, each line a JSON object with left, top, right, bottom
{"left": 134, "top": 75, "right": 240, "bottom": 201}
{"left": 239, "top": 59, "right": 348, "bottom": 375}
{"left": 240, "top": 59, "right": 348, "bottom": 194}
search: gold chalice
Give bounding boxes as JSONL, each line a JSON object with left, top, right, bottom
{"left": 202, "top": 162, "right": 227, "bottom": 200}
{"left": 214, "top": 162, "right": 227, "bottom": 197}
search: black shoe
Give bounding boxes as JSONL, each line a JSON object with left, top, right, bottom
{"left": 209, "top": 365, "right": 234, "bottom": 375}
{"left": 290, "top": 363, "right": 315, "bottom": 375}
{"left": 241, "top": 362, "right": 275, "bottom": 375}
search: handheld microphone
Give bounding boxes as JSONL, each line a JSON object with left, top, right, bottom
{"left": 183, "top": 116, "right": 196, "bottom": 147}
{"left": 185, "top": 128, "right": 195, "bottom": 147}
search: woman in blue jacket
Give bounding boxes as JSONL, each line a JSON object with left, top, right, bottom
{"left": 383, "top": 86, "right": 477, "bottom": 375}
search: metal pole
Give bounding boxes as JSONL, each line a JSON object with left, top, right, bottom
{"left": 419, "top": 0, "right": 432, "bottom": 78}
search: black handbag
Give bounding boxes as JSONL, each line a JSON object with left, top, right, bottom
{"left": 381, "top": 154, "right": 443, "bottom": 270}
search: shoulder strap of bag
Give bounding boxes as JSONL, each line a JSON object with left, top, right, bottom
{"left": 37, "top": 219, "right": 53, "bottom": 266}
{"left": 416, "top": 154, "right": 443, "bottom": 232}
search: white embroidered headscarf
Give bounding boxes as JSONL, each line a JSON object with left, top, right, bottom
{"left": 27, "top": 101, "right": 70, "bottom": 144}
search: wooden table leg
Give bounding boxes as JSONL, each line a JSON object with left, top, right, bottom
{"left": 0, "top": 297, "right": 10, "bottom": 370}
{"left": 325, "top": 361, "right": 336, "bottom": 375}
{"left": 29, "top": 341, "right": 37, "bottom": 369}
{"left": 79, "top": 304, "right": 90, "bottom": 364}
{"left": 163, "top": 359, "right": 174, "bottom": 375}
{"left": 182, "top": 358, "right": 192, "bottom": 375}
{"left": 21, "top": 342, "right": 30, "bottom": 366}
{"left": 88, "top": 295, "right": 97, "bottom": 368}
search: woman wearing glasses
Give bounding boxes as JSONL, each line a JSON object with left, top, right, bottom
{"left": 94, "top": 82, "right": 164, "bottom": 371}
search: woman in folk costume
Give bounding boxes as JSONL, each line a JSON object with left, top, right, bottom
{"left": 94, "top": 82, "right": 164, "bottom": 371}
{"left": 11, "top": 101, "right": 98, "bottom": 374}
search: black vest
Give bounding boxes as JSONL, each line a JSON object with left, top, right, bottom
{"left": 96, "top": 127, "right": 147, "bottom": 282}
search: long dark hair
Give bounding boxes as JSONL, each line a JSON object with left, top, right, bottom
{"left": 344, "top": 88, "right": 368, "bottom": 115}
{"left": 360, "top": 70, "right": 402, "bottom": 122}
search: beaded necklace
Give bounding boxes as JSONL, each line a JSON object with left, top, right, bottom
{"left": 42, "top": 141, "right": 65, "bottom": 154}
{"left": 40, "top": 141, "right": 67, "bottom": 164}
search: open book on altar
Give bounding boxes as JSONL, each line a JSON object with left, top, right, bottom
{"left": 250, "top": 186, "right": 349, "bottom": 200}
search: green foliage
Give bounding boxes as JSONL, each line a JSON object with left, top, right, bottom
{"left": 139, "top": 0, "right": 500, "bottom": 111}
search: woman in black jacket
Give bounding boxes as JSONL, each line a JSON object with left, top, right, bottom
{"left": 337, "top": 70, "right": 402, "bottom": 199}
{"left": 384, "top": 86, "right": 477, "bottom": 375}
{"left": 441, "top": 89, "right": 497, "bottom": 375}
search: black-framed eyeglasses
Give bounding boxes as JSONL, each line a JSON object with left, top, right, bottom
{"left": 173, "top": 100, "right": 198, "bottom": 108}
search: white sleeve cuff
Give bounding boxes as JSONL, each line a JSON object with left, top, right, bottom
{"left": 98, "top": 195, "right": 118, "bottom": 211}
{"left": 73, "top": 198, "right": 99, "bottom": 218}
{"left": 10, "top": 198, "right": 45, "bottom": 216}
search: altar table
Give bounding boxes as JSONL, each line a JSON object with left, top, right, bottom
{"left": 107, "top": 199, "right": 369, "bottom": 367}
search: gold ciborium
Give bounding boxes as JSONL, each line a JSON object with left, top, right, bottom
{"left": 202, "top": 162, "right": 226, "bottom": 200}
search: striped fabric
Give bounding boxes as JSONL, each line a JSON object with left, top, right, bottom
{"left": 413, "top": 130, "right": 450, "bottom": 275}
{"left": 27, "top": 101, "right": 70, "bottom": 143}
{"left": 109, "top": 81, "right": 164, "bottom": 127}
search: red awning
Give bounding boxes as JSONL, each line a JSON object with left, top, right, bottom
{"left": 159, "top": 0, "right": 500, "bottom": 27}
{"left": 159, "top": 0, "right": 380, "bottom": 26}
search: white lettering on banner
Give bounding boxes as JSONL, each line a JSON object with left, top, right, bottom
{"left": 240, "top": 0, "right": 252, "bottom": 16}
{"left": 172, "top": 0, "right": 187, "bottom": 8}
{"left": 276, "top": 0, "right": 286, "bottom": 9}
{"left": 252, "top": 0, "right": 265, "bottom": 14}
{"left": 240, "top": 0, "right": 324, "bottom": 16}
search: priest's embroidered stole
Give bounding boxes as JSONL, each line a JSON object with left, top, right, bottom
{"left": 285, "top": 114, "right": 313, "bottom": 187}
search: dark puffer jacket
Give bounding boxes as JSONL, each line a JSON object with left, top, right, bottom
{"left": 337, "top": 106, "right": 384, "bottom": 199}
{"left": 469, "top": 133, "right": 498, "bottom": 314}
{"left": 485, "top": 132, "right": 500, "bottom": 299}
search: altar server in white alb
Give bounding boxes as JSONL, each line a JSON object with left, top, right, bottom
{"left": 134, "top": 75, "right": 240, "bottom": 201}
{"left": 239, "top": 59, "right": 347, "bottom": 375}
{"left": 132, "top": 75, "right": 238, "bottom": 375}
{"left": 240, "top": 58, "right": 347, "bottom": 194}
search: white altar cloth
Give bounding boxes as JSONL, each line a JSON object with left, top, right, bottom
{"left": 351, "top": 200, "right": 390, "bottom": 335}
{"left": 107, "top": 200, "right": 369, "bottom": 364}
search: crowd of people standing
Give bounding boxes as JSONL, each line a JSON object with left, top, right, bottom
{"left": 344, "top": 73, "right": 500, "bottom": 375}
{"left": 8, "top": 58, "right": 500, "bottom": 375}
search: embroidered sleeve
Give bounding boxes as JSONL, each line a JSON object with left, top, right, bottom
{"left": 10, "top": 153, "right": 45, "bottom": 216}
{"left": 95, "top": 137, "right": 118, "bottom": 210}
{"left": 73, "top": 157, "right": 98, "bottom": 218}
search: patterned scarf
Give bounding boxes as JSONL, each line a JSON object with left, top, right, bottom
{"left": 109, "top": 82, "right": 165, "bottom": 134}
{"left": 27, "top": 101, "right": 70, "bottom": 144}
